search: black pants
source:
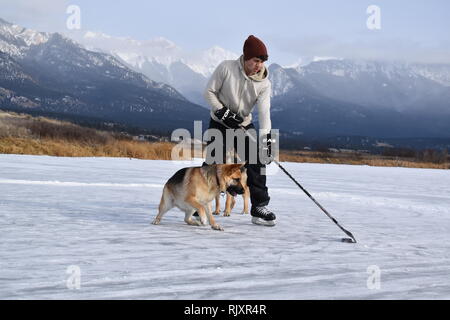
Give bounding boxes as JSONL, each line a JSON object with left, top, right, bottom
{"left": 203, "top": 118, "right": 270, "bottom": 207}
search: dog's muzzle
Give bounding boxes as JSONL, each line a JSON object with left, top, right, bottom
{"left": 226, "top": 185, "right": 245, "bottom": 197}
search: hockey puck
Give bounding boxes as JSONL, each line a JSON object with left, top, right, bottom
{"left": 341, "top": 238, "right": 355, "bottom": 243}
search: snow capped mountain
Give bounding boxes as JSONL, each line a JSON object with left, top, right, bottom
{"left": 0, "top": 18, "right": 50, "bottom": 57}
{"left": 0, "top": 52, "right": 31, "bottom": 81}
{"left": 281, "top": 57, "right": 450, "bottom": 88}
{"left": 408, "top": 63, "right": 450, "bottom": 87}
{"left": 69, "top": 31, "right": 239, "bottom": 106}
{"left": 268, "top": 58, "right": 450, "bottom": 139}
{"left": 80, "top": 31, "right": 183, "bottom": 68}
{"left": 283, "top": 56, "right": 343, "bottom": 70}
{"left": 270, "top": 59, "right": 450, "bottom": 114}
{"left": 2, "top": 17, "right": 450, "bottom": 141}
{"left": 312, "top": 56, "right": 341, "bottom": 62}
{"left": 268, "top": 64, "right": 296, "bottom": 97}
{"left": 295, "top": 59, "right": 417, "bottom": 80}
{"left": 0, "top": 18, "right": 208, "bottom": 131}
{"left": 75, "top": 31, "right": 238, "bottom": 78}
{"left": 186, "top": 45, "right": 239, "bottom": 77}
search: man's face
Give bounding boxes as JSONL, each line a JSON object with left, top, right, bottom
{"left": 244, "top": 57, "right": 264, "bottom": 76}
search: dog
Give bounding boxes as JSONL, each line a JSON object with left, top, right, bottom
{"left": 212, "top": 151, "right": 250, "bottom": 217}
{"left": 213, "top": 169, "right": 250, "bottom": 216}
{"left": 152, "top": 163, "right": 246, "bottom": 231}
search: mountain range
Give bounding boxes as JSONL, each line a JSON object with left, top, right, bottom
{"left": 73, "top": 30, "right": 450, "bottom": 138}
{"left": 73, "top": 31, "right": 238, "bottom": 106}
{"left": 0, "top": 18, "right": 208, "bottom": 133}
{"left": 268, "top": 60, "right": 450, "bottom": 139}
{"left": 1, "top": 18, "right": 450, "bottom": 151}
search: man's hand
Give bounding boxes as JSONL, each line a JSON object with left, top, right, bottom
{"left": 214, "top": 107, "right": 244, "bottom": 129}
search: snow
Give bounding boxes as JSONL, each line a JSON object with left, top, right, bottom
{"left": 76, "top": 31, "right": 184, "bottom": 68}
{"left": 1, "top": 154, "right": 450, "bottom": 299}
{"left": 282, "top": 58, "right": 305, "bottom": 69}
{"left": 186, "top": 46, "right": 239, "bottom": 77}
{"left": 0, "top": 20, "right": 50, "bottom": 57}
{"left": 313, "top": 56, "right": 342, "bottom": 62}
{"left": 71, "top": 31, "right": 238, "bottom": 78}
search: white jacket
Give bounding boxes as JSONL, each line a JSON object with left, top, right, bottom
{"left": 204, "top": 55, "right": 272, "bottom": 135}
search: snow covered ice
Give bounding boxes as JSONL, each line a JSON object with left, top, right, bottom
{"left": 1, "top": 154, "right": 450, "bottom": 299}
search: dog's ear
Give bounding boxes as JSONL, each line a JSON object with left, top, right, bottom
{"left": 239, "top": 162, "right": 247, "bottom": 172}
{"left": 233, "top": 163, "right": 247, "bottom": 173}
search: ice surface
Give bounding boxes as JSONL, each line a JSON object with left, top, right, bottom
{"left": 1, "top": 154, "right": 450, "bottom": 299}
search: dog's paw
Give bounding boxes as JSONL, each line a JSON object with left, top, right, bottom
{"left": 223, "top": 211, "right": 231, "bottom": 217}
{"left": 151, "top": 219, "right": 160, "bottom": 225}
{"left": 241, "top": 210, "right": 249, "bottom": 215}
{"left": 212, "top": 210, "right": 221, "bottom": 215}
{"left": 211, "top": 224, "right": 224, "bottom": 231}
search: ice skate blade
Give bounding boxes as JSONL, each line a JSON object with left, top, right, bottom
{"left": 251, "top": 217, "right": 276, "bottom": 227}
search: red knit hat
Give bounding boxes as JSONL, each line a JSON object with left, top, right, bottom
{"left": 243, "top": 35, "right": 268, "bottom": 61}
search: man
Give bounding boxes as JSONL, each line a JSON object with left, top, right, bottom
{"left": 203, "top": 35, "right": 276, "bottom": 226}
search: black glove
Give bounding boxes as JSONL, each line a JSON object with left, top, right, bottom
{"left": 214, "top": 107, "right": 244, "bottom": 129}
{"left": 261, "top": 132, "right": 274, "bottom": 165}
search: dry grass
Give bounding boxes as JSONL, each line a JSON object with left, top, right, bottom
{"left": 1, "top": 110, "right": 448, "bottom": 169}
{"left": 279, "top": 150, "right": 450, "bottom": 170}
{"left": 0, "top": 136, "right": 175, "bottom": 159}
{"left": 0, "top": 110, "right": 175, "bottom": 159}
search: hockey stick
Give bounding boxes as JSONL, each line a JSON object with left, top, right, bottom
{"left": 273, "top": 160, "right": 357, "bottom": 243}
{"left": 241, "top": 127, "right": 357, "bottom": 243}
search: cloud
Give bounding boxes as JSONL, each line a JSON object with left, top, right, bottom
{"left": 1, "top": 0, "right": 69, "bottom": 32}
{"left": 270, "top": 34, "right": 450, "bottom": 65}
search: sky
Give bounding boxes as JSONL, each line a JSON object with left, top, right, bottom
{"left": 1, "top": 0, "right": 450, "bottom": 65}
